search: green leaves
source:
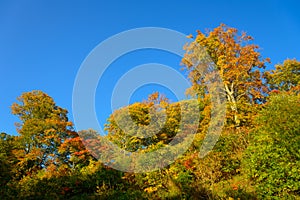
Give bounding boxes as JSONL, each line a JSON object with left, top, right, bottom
{"left": 11, "top": 90, "right": 76, "bottom": 176}
{"left": 1, "top": 25, "right": 300, "bottom": 199}
{"left": 265, "top": 59, "right": 300, "bottom": 93}
{"left": 244, "top": 93, "right": 300, "bottom": 198}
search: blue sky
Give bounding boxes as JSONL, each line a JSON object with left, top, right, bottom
{"left": 0, "top": 0, "right": 299, "bottom": 135}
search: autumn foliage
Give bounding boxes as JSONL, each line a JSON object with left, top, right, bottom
{"left": 0, "top": 24, "right": 299, "bottom": 199}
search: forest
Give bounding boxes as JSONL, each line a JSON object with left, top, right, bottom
{"left": 0, "top": 24, "right": 299, "bottom": 199}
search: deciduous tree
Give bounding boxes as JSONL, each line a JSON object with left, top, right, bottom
{"left": 182, "top": 24, "right": 270, "bottom": 127}
{"left": 265, "top": 58, "right": 300, "bottom": 93}
{"left": 11, "top": 90, "right": 75, "bottom": 176}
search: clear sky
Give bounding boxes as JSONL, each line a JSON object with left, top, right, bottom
{"left": 1, "top": 0, "right": 299, "bottom": 135}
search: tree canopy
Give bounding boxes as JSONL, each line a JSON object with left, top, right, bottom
{"left": 0, "top": 24, "right": 299, "bottom": 199}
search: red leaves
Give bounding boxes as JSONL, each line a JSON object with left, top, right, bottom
{"left": 183, "top": 159, "right": 192, "bottom": 169}
{"left": 61, "top": 187, "right": 72, "bottom": 195}
{"left": 270, "top": 89, "right": 280, "bottom": 94}
{"left": 231, "top": 183, "right": 239, "bottom": 191}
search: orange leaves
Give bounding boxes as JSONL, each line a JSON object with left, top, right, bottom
{"left": 182, "top": 24, "right": 270, "bottom": 127}
{"left": 231, "top": 183, "right": 240, "bottom": 190}
{"left": 60, "top": 135, "right": 90, "bottom": 160}
{"left": 144, "top": 186, "right": 158, "bottom": 193}
{"left": 186, "top": 34, "right": 193, "bottom": 39}
{"left": 183, "top": 158, "right": 193, "bottom": 170}
{"left": 11, "top": 90, "right": 81, "bottom": 176}
{"left": 270, "top": 89, "right": 280, "bottom": 94}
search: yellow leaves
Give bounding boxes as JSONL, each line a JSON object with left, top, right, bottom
{"left": 10, "top": 90, "right": 78, "bottom": 174}
{"left": 186, "top": 34, "right": 193, "bottom": 39}
{"left": 144, "top": 186, "right": 157, "bottom": 193}
{"left": 181, "top": 24, "right": 269, "bottom": 127}
{"left": 159, "top": 133, "right": 168, "bottom": 140}
{"left": 266, "top": 59, "right": 300, "bottom": 93}
{"left": 228, "top": 197, "right": 240, "bottom": 200}
{"left": 130, "top": 137, "right": 142, "bottom": 144}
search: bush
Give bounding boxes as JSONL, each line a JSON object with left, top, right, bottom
{"left": 244, "top": 93, "right": 300, "bottom": 199}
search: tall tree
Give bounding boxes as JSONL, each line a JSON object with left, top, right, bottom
{"left": 11, "top": 90, "right": 75, "bottom": 176}
{"left": 182, "top": 24, "right": 270, "bottom": 127}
